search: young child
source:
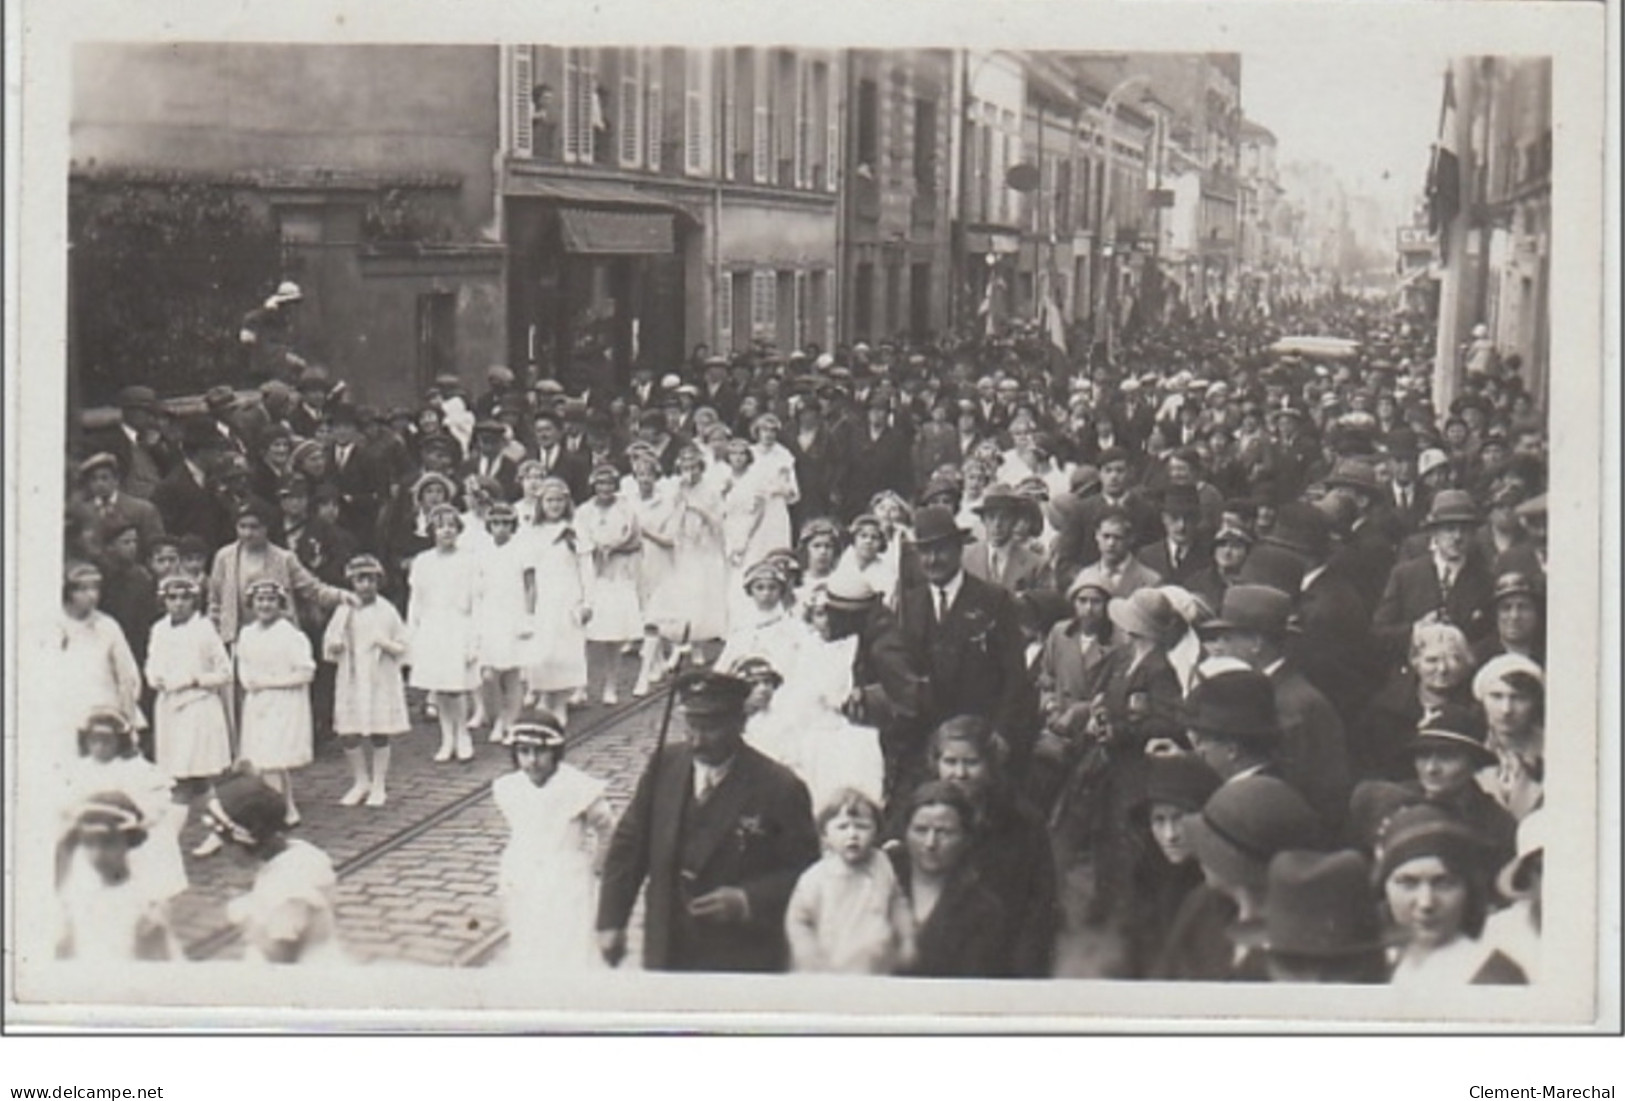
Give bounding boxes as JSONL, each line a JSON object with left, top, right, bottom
{"left": 143, "top": 575, "right": 234, "bottom": 856}
{"left": 59, "top": 561, "right": 146, "bottom": 756}
{"left": 492, "top": 713, "right": 617, "bottom": 972}
{"left": 323, "top": 554, "right": 411, "bottom": 807}
{"left": 784, "top": 788, "right": 917, "bottom": 975}
{"left": 207, "top": 766, "right": 343, "bottom": 964}
{"left": 147, "top": 535, "right": 182, "bottom": 585}
{"left": 63, "top": 709, "right": 187, "bottom": 911}
{"left": 175, "top": 535, "right": 212, "bottom": 583}
{"left": 715, "top": 560, "right": 806, "bottom": 677}
{"left": 235, "top": 579, "right": 317, "bottom": 826}
{"left": 55, "top": 791, "right": 180, "bottom": 963}
{"left": 408, "top": 504, "right": 482, "bottom": 762}
{"left": 577, "top": 464, "right": 643, "bottom": 706}
{"left": 474, "top": 502, "right": 531, "bottom": 744}
{"left": 525, "top": 478, "right": 592, "bottom": 722}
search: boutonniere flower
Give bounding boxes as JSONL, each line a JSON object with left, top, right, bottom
{"left": 736, "top": 814, "right": 767, "bottom": 842}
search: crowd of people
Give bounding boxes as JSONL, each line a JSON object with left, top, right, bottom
{"left": 54, "top": 295, "right": 1549, "bottom": 985}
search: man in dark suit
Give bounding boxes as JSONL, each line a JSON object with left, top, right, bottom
{"left": 68, "top": 452, "right": 166, "bottom": 560}
{"left": 597, "top": 672, "right": 819, "bottom": 973}
{"left": 1324, "top": 457, "right": 1400, "bottom": 611}
{"left": 896, "top": 507, "right": 1038, "bottom": 801}
{"left": 458, "top": 419, "right": 522, "bottom": 501}
{"left": 324, "top": 404, "right": 388, "bottom": 549}
{"left": 1135, "top": 483, "right": 1210, "bottom": 586}
{"left": 837, "top": 393, "right": 915, "bottom": 522}
{"left": 962, "top": 486, "right": 1049, "bottom": 594}
{"left": 785, "top": 399, "right": 842, "bottom": 528}
{"left": 85, "top": 386, "right": 177, "bottom": 501}
{"left": 528, "top": 409, "right": 590, "bottom": 502}
{"left": 152, "top": 419, "right": 231, "bottom": 551}
{"left": 697, "top": 357, "right": 740, "bottom": 425}
{"left": 1372, "top": 490, "right": 1497, "bottom": 662}
{"left": 1051, "top": 446, "right": 1159, "bottom": 586}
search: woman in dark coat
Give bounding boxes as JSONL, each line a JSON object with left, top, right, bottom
{"left": 889, "top": 781, "right": 1006, "bottom": 979}
{"left": 1121, "top": 753, "right": 1223, "bottom": 978}
{"left": 1351, "top": 622, "right": 1475, "bottom": 783}
{"left": 925, "top": 716, "right": 1059, "bottom": 978}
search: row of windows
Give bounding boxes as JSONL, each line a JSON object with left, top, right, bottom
{"left": 511, "top": 46, "right": 839, "bottom": 192}
{"left": 715, "top": 268, "right": 834, "bottom": 356}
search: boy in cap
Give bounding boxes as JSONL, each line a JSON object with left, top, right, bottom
{"left": 69, "top": 452, "right": 165, "bottom": 560}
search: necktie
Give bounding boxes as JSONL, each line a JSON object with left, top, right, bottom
{"left": 936, "top": 586, "right": 950, "bottom": 622}
{"left": 98, "top": 498, "right": 114, "bottom": 518}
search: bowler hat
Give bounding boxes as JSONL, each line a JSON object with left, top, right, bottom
{"left": 1181, "top": 668, "right": 1280, "bottom": 742}
{"left": 1187, "top": 776, "right": 1320, "bottom": 890}
{"left": 117, "top": 385, "right": 160, "bottom": 411}
{"left": 1325, "top": 457, "right": 1383, "bottom": 495}
{"left": 1199, "top": 584, "right": 1293, "bottom": 637}
{"left": 677, "top": 671, "right": 752, "bottom": 719}
{"left": 1159, "top": 483, "right": 1201, "bottom": 517}
{"left": 1237, "top": 850, "right": 1394, "bottom": 958}
{"left": 1235, "top": 543, "right": 1306, "bottom": 597}
{"left": 204, "top": 384, "right": 239, "bottom": 412}
{"left": 1261, "top": 502, "right": 1331, "bottom": 561}
{"left": 1422, "top": 489, "right": 1480, "bottom": 528}
{"left": 912, "top": 505, "right": 975, "bottom": 547}
{"left": 974, "top": 484, "right": 1029, "bottom": 516}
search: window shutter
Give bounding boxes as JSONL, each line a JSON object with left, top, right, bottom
{"left": 752, "top": 50, "right": 771, "bottom": 184}
{"left": 619, "top": 49, "right": 643, "bottom": 168}
{"left": 645, "top": 53, "right": 663, "bottom": 171}
{"left": 825, "top": 56, "right": 840, "bottom": 192}
{"left": 794, "top": 57, "right": 810, "bottom": 188}
{"left": 684, "top": 52, "right": 707, "bottom": 175}
{"left": 794, "top": 270, "right": 808, "bottom": 349}
{"left": 752, "top": 270, "right": 775, "bottom": 340}
{"left": 721, "top": 50, "right": 737, "bottom": 181}
{"left": 718, "top": 270, "right": 734, "bottom": 356}
{"left": 824, "top": 267, "right": 837, "bottom": 348}
{"left": 564, "top": 50, "right": 582, "bottom": 162}
{"left": 512, "top": 46, "right": 534, "bottom": 157}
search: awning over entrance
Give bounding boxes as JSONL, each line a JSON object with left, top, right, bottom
{"left": 558, "top": 208, "right": 675, "bottom": 255}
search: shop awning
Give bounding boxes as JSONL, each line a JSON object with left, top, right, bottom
{"left": 558, "top": 208, "right": 675, "bottom": 255}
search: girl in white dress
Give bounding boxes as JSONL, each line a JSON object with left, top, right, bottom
{"left": 206, "top": 767, "right": 343, "bottom": 965}
{"left": 62, "top": 710, "right": 187, "bottom": 912}
{"left": 719, "top": 440, "right": 768, "bottom": 629}
{"left": 514, "top": 460, "right": 549, "bottom": 527}
{"left": 777, "top": 587, "right": 886, "bottom": 809}
{"left": 624, "top": 446, "right": 676, "bottom": 698}
{"left": 323, "top": 554, "right": 411, "bottom": 807}
{"left": 748, "top": 414, "right": 800, "bottom": 559}
{"left": 795, "top": 518, "right": 844, "bottom": 610}
{"left": 236, "top": 579, "right": 316, "bottom": 826}
{"left": 472, "top": 502, "right": 531, "bottom": 745}
{"left": 716, "top": 560, "right": 808, "bottom": 678}
{"left": 55, "top": 792, "right": 180, "bottom": 963}
{"left": 836, "top": 514, "right": 896, "bottom": 608}
{"left": 408, "top": 504, "right": 482, "bottom": 763}
{"left": 525, "top": 478, "right": 592, "bottom": 723}
{"left": 576, "top": 464, "right": 643, "bottom": 707}
{"left": 59, "top": 562, "right": 146, "bottom": 750}
{"left": 643, "top": 444, "right": 729, "bottom": 675}
{"left": 143, "top": 575, "right": 234, "bottom": 856}
{"left": 492, "top": 714, "right": 617, "bottom": 973}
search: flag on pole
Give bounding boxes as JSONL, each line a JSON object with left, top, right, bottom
{"left": 1426, "top": 68, "right": 1460, "bottom": 264}
{"left": 978, "top": 272, "right": 998, "bottom": 338}
{"left": 1040, "top": 281, "right": 1067, "bottom": 353}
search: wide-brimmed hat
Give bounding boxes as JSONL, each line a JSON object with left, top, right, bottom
{"left": 912, "top": 505, "right": 975, "bottom": 547}
{"left": 76, "top": 452, "right": 120, "bottom": 479}
{"left": 1471, "top": 652, "right": 1544, "bottom": 705}
{"left": 1417, "top": 448, "right": 1451, "bottom": 479}
{"left": 1199, "top": 584, "right": 1294, "bottom": 637}
{"left": 1187, "top": 776, "right": 1320, "bottom": 889}
{"left": 117, "top": 385, "right": 160, "bottom": 412}
{"left": 1181, "top": 667, "right": 1280, "bottom": 742}
{"left": 1496, "top": 807, "right": 1548, "bottom": 900}
{"left": 1107, "top": 587, "right": 1176, "bottom": 641}
{"left": 1235, "top": 849, "right": 1396, "bottom": 958}
{"left": 1237, "top": 542, "right": 1306, "bottom": 595}
{"left": 412, "top": 471, "right": 457, "bottom": 503}
{"left": 269, "top": 280, "right": 303, "bottom": 305}
{"left": 1325, "top": 457, "right": 1383, "bottom": 495}
{"left": 1345, "top": 780, "right": 1425, "bottom": 853}
{"left": 204, "top": 385, "right": 239, "bottom": 412}
{"left": 1411, "top": 703, "right": 1496, "bottom": 768}
{"left": 1422, "top": 489, "right": 1481, "bottom": 528}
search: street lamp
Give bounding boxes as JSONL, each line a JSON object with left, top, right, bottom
{"left": 1092, "top": 73, "right": 1149, "bottom": 367}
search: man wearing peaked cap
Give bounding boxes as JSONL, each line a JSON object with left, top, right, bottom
{"left": 70, "top": 451, "right": 166, "bottom": 560}
{"left": 1402, "top": 705, "right": 1517, "bottom": 873}
{"left": 1372, "top": 488, "right": 1497, "bottom": 662}
{"left": 1200, "top": 584, "right": 1352, "bottom": 826}
{"left": 596, "top": 670, "right": 819, "bottom": 973}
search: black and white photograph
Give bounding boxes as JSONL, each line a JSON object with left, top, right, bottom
{"left": 4, "top": 0, "right": 1616, "bottom": 1050}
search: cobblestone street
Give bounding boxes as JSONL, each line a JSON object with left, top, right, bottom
{"left": 173, "top": 656, "right": 668, "bottom": 967}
